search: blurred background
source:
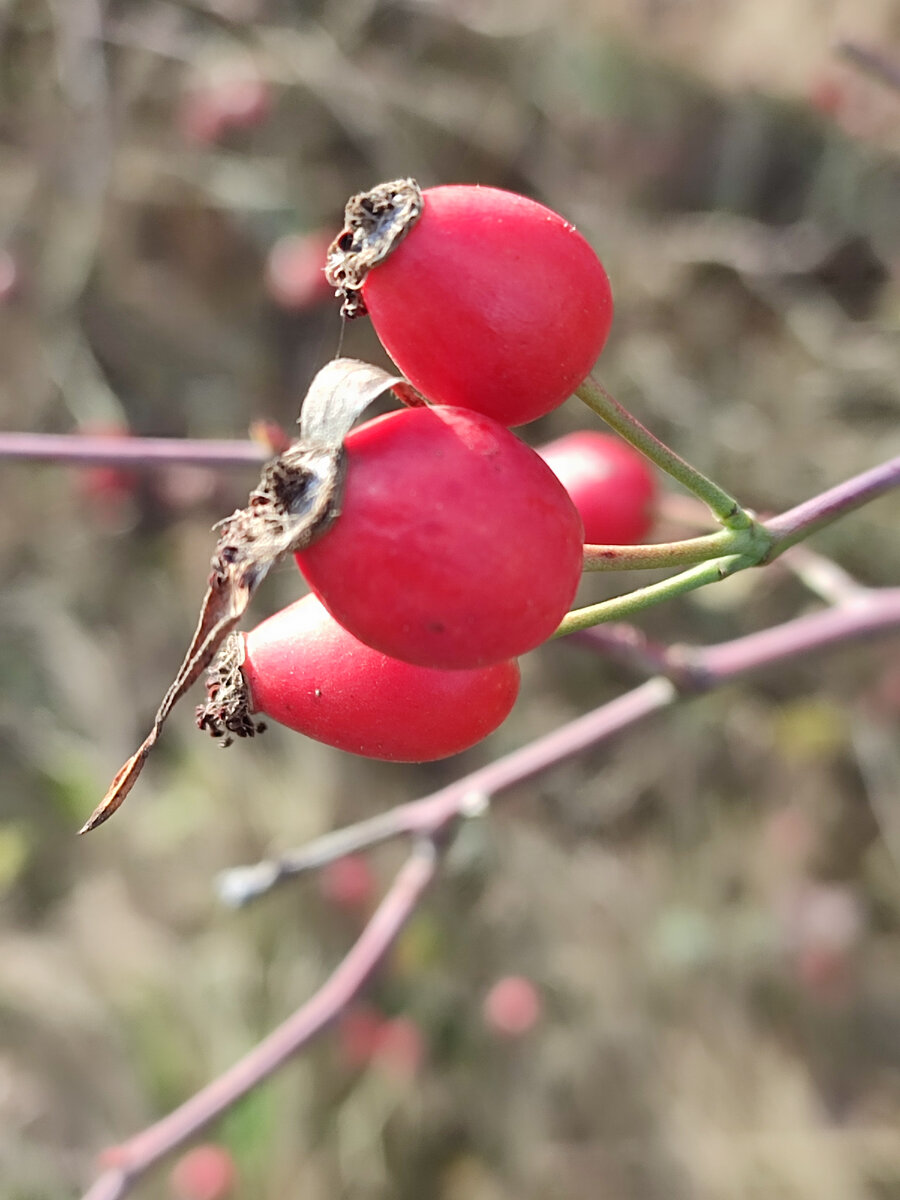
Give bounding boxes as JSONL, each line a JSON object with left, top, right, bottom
{"left": 1, "top": 0, "right": 900, "bottom": 1196}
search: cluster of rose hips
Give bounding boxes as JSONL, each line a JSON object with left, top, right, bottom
{"left": 233, "top": 182, "right": 657, "bottom": 762}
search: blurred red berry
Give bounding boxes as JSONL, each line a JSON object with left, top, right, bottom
{"left": 77, "top": 425, "right": 139, "bottom": 509}
{"left": 795, "top": 944, "right": 853, "bottom": 1002}
{"left": 248, "top": 418, "right": 292, "bottom": 456}
{"left": 374, "top": 1016, "right": 425, "bottom": 1079}
{"left": 320, "top": 854, "right": 376, "bottom": 912}
{"left": 764, "top": 806, "right": 815, "bottom": 868}
{"left": 483, "top": 975, "right": 541, "bottom": 1038}
{"left": 809, "top": 75, "right": 846, "bottom": 118}
{"left": 178, "top": 73, "right": 271, "bottom": 145}
{"left": 337, "top": 1005, "right": 384, "bottom": 1069}
{"left": 538, "top": 430, "right": 657, "bottom": 544}
{"left": 0, "top": 249, "right": 19, "bottom": 302}
{"left": 215, "top": 75, "right": 271, "bottom": 130}
{"left": 778, "top": 882, "right": 863, "bottom": 1003}
{"left": 170, "top": 1144, "right": 236, "bottom": 1200}
{"left": 178, "top": 91, "right": 229, "bottom": 146}
{"left": 265, "top": 231, "right": 334, "bottom": 311}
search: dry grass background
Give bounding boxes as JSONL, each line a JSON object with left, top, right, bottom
{"left": 1, "top": 0, "right": 900, "bottom": 1197}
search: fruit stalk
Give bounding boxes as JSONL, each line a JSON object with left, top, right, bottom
{"left": 576, "top": 373, "right": 752, "bottom": 530}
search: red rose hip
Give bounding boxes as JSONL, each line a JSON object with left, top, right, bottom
{"left": 328, "top": 181, "right": 613, "bottom": 426}
{"left": 295, "top": 405, "right": 585, "bottom": 668}
{"left": 483, "top": 975, "right": 542, "bottom": 1038}
{"left": 538, "top": 431, "right": 657, "bottom": 545}
{"left": 170, "top": 1144, "right": 236, "bottom": 1200}
{"left": 230, "top": 593, "right": 521, "bottom": 760}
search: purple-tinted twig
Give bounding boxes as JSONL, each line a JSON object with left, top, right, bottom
{"left": 0, "top": 432, "right": 269, "bottom": 468}
{"left": 81, "top": 841, "right": 438, "bottom": 1200}
{"left": 5, "top": 436, "right": 897, "bottom": 588}
{"left": 691, "top": 588, "right": 900, "bottom": 683}
{"left": 837, "top": 40, "right": 900, "bottom": 93}
{"left": 226, "top": 586, "right": 900, "bottom": 902}
{"left": 574, "top": 590, "right": 900, "bottom": 686}
{"left": 765, "top": 455, "right": 900, "bottom": 555}
{"left": 219, "top": 677, "right": 678, "bottom": 905}
{"left": 567, "top": 623, "right": 679, "bottom": 677}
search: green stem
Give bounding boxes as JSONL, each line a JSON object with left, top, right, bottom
{"left": 575, "top": 374, "right": 752, "bottom": 530}
{"left": 583, "top": 529, "right": 740, "bottom": 571}
{"left": 556, "top": 554, "right": 752, "bottom": 636}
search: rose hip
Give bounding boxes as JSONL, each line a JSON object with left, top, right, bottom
{"left": 295, "top": 405, "right": 584, "bottom": 669}
{"left": 235, "top": 593, "right": 521, "bottom": 760}
{"left": 538, "top": 431, "right": 657, "bottom": 545}
{"left": 328, "top": 181, "right": 613, "bottom": 426}
{"left": 483, "top": 976, "right": 542, "bottom": 1037}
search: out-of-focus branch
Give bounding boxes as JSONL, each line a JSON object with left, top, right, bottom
{"left": 688, "top": 588, "right": 900, "bottom": 683}
{"left": 837, "top": 40, "right": 900, "bottom": 93}
{"left": 222, "top": 582, "right": 900, "bottom": 906}
{"left": 219, "top": 676, "right": 678, "bottom": 906}
{"left": 81, "top": 842, "right": 439, "bottom": 1200}
{"left": 0, "top": 432, "right": 268, "bottom": 468}
{"left": 773, "top": 543, "right": 871, "bottom": 607}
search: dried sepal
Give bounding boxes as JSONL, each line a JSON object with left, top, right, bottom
{"left": 195, "top": 632, "right": 262, "bottom": 747}
{"left": 325, "top": 179, "right": 424, "bottom": 319}
{"left": 298, "top": 357, "right": 415, "bottom": 445}
{"left": 81, "top": 359, "right": 407, "bottom": 833}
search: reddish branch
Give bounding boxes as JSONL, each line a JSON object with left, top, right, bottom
{"left": 82, "top": 844, "right": 439, "bottom": 1200}
{"left": 765, "top": 456, "right": 900, "bottom": 555}
{"left": 0, "top": 432, "right": 268, "bottom": 468}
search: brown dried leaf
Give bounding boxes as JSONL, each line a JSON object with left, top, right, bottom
{"left": 82, "top": 359, "right": 406, "bottom": 833}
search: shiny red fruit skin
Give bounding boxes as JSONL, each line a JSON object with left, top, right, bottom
{"left": 242, "top": 594, "right": 520, "bottom": 761}
{"left": 538, "top": 431, "right": 657, "bottom": 545}
{"left": 361, "top": 186, "right": 613, "bottom": 427}
{"left": 295, "top": 405, "right": 585, "bottom": 669}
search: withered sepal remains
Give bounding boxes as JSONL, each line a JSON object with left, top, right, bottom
{"left": 82, "top": 359, "right": 418, "bottom": 832}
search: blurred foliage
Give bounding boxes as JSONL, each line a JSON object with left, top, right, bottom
{"left": 1, "top": 0, "right": 900, "bottom": 1197}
